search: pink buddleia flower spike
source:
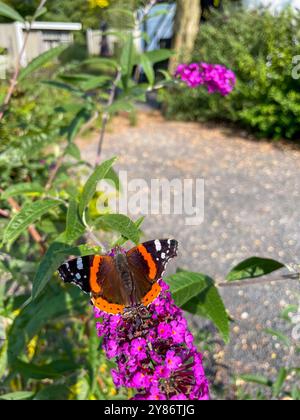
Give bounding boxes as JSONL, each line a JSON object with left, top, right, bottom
{"left": 94, "top": 277, "right": 210, "bottom": 400}
{"left": 176, "top": 62, "right": 236, "bottom": 96}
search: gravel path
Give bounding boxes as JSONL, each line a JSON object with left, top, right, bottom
{"left": 78, "top": 110, "right": 300, "bottom": 397}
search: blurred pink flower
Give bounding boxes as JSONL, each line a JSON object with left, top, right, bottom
{"left": 176, "top": 62, "right": 236, "bottom": 96}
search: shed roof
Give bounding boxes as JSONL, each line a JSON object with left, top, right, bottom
{"left": 20, "top": 21, "right": 82, "bottom": 31}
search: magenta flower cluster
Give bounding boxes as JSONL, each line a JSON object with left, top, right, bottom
{"left": 176, "top": 62, "right": 236, "bottom": 96}
{"left": 95, "top": 280, "right": 209, "bottom": 400}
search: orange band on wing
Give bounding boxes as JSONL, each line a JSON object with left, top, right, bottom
{"left": 90, "top": 256, "right": 102, "bottom": 294}
{"left": 142, "top": 283, "right": 162, "bottom": 306}
{"left": 92, "top": 297, "right": 125, "bottom": 315}
{"left": 138, "top": 245, "right": 157, "bottom": 280}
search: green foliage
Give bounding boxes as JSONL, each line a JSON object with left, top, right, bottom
{"left": 0, "top": 2, "right": 233, "bottom": 400}
{"left": 166, "top": 270, "right": 230, "bottom": 343}
{"left": 163, "top": 5, "right": 300, "bottom": 140}
{"left": 3, "top": 199, "right": 61, "bottom": 246}
{"left": 0, "top": 0, "right": 24, "bottom": 22}
{"left": 226, "top": 257, "right": 285, "bottom": 281}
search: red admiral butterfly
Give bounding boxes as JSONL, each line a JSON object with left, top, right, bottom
{"left": 58, "top": 239, "right": 178, "bottom": 315}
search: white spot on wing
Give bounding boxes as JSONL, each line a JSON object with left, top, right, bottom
{"left": 77, "top": 257, "right": 83, "bottom": 270}
{"left": 155, "top": 240, "right": 162, "bottom": 252}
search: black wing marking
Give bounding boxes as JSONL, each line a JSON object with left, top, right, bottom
{"left": 142, "top": 239, "right": 178, "bottom": 279}
{"left": 58, "top": 256, "right": 92, "bottom": 294}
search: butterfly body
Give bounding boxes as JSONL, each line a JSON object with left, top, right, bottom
{"left": 58, "top": 239, "right": 178, "bottom": 315}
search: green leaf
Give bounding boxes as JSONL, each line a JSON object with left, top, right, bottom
{"left": 165, "top": 271, "right": 210, "bottom": 308}
{"left": 79, "top": 75, "right": 112, "bottom": 91}
{"left": 33, "top": 6, "right": 47, "bottom": 20}
{"left": 99, "top": 214, "right": 140, "bottom": 245}
{"left": 239, "top": 374, "right": 272, "bottom": 387}
{"left": 19, "top": 45, "right": 67, "bottom": 81}
{"left": 105, "top": 167, "right": 121, "bottom": 192}
{"left": 33, "top": 385, "right": 69, "bottom": 401}
{"left": 0, "top": 1, "right": 24, "bottom": 22}
{"left": 143, "top": 49, "right": 174, "bottom": 64}
{"left": 66, "top": 108, "right": 91, "bottom": 143}
{"left": 84, "top": 57, "right": 119, "bottom": 70}
{"left": 264, "top": 328, "right": 291, "bottom": 347}
{"left": 113, "top": 216, "right": 144, "bottom": 247}
{"left": 58, "top": 200, "right": 85, "bottom": 245}
{"left": 79, "top": 157, "right": 117, "bottom": 217}
{"left": 87, "top": 326, "right": 101, "bottom": 396}
{"left": 182, "top": 274, "right": 230, "bottom": 343}
{"left": 13, "top": 358, "right": 77, "bottom": 380}
{"left": 158, "top": 69, "right": 173, "bottom": 82}
{"left": 65, "top": 143, "right": 81, "bottom": 160}
{"left": 1, "top": 182, "right": 44, "bottom": 199}
{"left": 42, "top": 80, "right": 83, "bottom": 96}
{"left": 8, "top": 286, "right": 86, "bottom": 362}
{"left": 120, "top": 34, "right": 135, "bottom": 89}
{"left": 3, "top": 199, "right": 60, "bottom": 246}
{"left": 140, "top": 54, "right": 155, "bottom": 86}
{"left": 272, "top": 368, "right": 288, "bottom": 398}
{"left": 31, "top": 242, "right": 91, "bottom": 300}
{"left": 226, "top": 257, "right": 285, "bottom": 282}
{"left": 0, "top": 391, "right": 34, "bottom": 400}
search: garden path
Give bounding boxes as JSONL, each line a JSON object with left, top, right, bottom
{"left": 78, "top": 109, "right": 300, "bottom": 392}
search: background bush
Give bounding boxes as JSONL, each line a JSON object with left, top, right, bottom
{"left": 162, "top": 5, "right": 300, "bottom": 140}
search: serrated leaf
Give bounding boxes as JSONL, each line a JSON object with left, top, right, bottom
{"left": 79, "top": 157, "right": 117, "bottom": 217}
{"left": 165, "top": 271, "right": 210, "bottom": 308}
{"left": 1, "top": 182, "right": 44, "bottom": 199}
{"left": 181, "top": 274, "right": 230, "bottom": 343}
{"left": 0, "top": 1, "right": 24, "bottom": 22}
{"left": 99, "top": 214, "right": 140, "bottom": 245}
{"left": 226, "top": 257, "right": 285, "bottom": 282}
{"left": 0, "top": 391, "right": 34, "bottom": 400}
{"left": 3, "top": 200, "right": 60, "bottom": 246}
{"left": 19, "top": 45, "right": 67, "bottom": 81}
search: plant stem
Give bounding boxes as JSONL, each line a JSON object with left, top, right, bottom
{"left": 45, "top": 155, "right": 65, "bottom": 191}
{"left": 0, "top": 0, "right": 48, "bottom": 122}
{"left": 218, "top": 275, "right": 299, "bottom": 288}
{"left": 94, "top": 0, "right": 158, "bottom": 166}
{"left": 95, "top": 70, "right": 121, "bottom": 166}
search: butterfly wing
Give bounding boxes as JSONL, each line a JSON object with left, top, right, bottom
{"left": 58, "top": 255, "right": 92, "bottom": 294}
{"left": 126, "top": 239, "right": 178, "bottom": 306}
{"left": 58, "top": 255, "right": 128, "bottom": 314}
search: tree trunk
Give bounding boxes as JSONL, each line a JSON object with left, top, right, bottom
{"left": 169, "top": 0, "right": 201, "bottom": 74}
